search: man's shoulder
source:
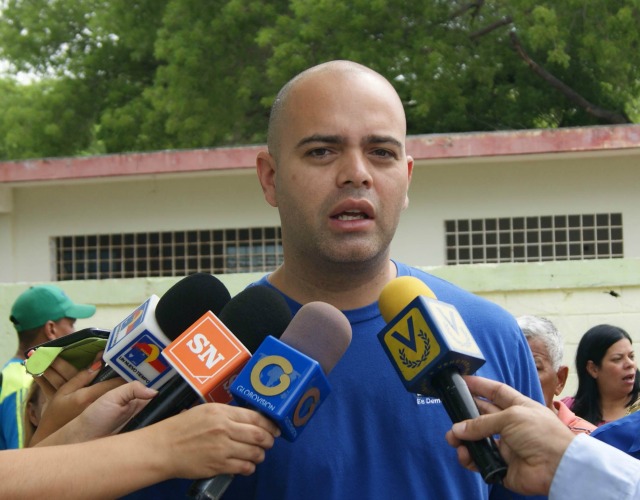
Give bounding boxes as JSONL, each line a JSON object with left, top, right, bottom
{"left": 0, "top": 360, "right": 31, "bottom": 399}
{"left": 396, "top": 263, "right": 513, "bottom": 319}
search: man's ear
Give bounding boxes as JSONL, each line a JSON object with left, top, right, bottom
{"left": 42, "top": 321, "right": 58, "bottom": 341}
{"left": 256, "top": 151, "right": 278, "bottom": 208}
{"left": 555, "top": 365, "right": 569, "bottom": 396}
{"left": 402, "top": 156, "right": 414, "bottom": 210}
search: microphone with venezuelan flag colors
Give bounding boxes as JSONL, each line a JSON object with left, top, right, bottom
{"left": 377, "top": 276, "right": 507, "bottom": 484}
{"left": 91, "top": 273, "right": 232, "bottom": 389}
{"left": 120, "top": 285, "right": 292, "bottom": 432}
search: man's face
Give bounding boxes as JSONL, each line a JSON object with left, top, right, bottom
{"left": 52, "top": 317, "right": 77, "bottom": 338}
{"left": 263, "top": 69, "right": 413, "bottom": 268}
{"left": 527, "top": 337, "right": 561, "bottom": 409}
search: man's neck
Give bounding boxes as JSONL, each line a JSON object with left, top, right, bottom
{"left": 268, "top": 259, "right": 397, "bottom": 310}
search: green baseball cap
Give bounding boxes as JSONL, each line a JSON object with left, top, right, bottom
{"left": 9, "top": 285, "right": 96, "bottom": 332}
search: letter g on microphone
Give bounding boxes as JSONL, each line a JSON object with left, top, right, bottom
{"left": 230, "top": 336, "right": 331, "bottom": 441}
{"left": 250, "top": 355, "right": 293, "bottom": 396}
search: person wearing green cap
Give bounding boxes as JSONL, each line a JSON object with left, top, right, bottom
{"left": 0, "top": 285, "right": 96, "bottom": 450}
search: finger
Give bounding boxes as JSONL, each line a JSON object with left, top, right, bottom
{"left": 92, "top": 350, "right": 105, "bottom": 365}
{"left": 445, "top": 428, "right": 462, "bottom": 448}
{"left": 76, "top": 377, "right": 126, "bottom": 404}
{"left": 104, "top": 381, "right": 158, "bottom": 406}
{"left": 451, "top": 412, "right": 510, "bottom": 442}
{"left": 43, "top": 357, "right": 80, "bottom": 387}
{"left": 225, "top": 441, "right": 268, "bottom": 467}
{"left": 474, "top": 397, "right": 501, "bottom": 415}
{"left": 54, "top": 366, "right": 104, "bottom": 397}
{"left": 232, "top": 423, "right": 277, "bottom": 449}
{"left": 222, "top": 457, "right": 259, "bottom": 477}
{"left": 32, "top": 375, "right": 56, "bottom": 400}
{"left": 463, "top": 376, "right": 539, "bottom": 411}
{"left": 225, "top": 405, "right": 280, "bottom": 437}
{"left": 455, "top": 444, "right": 478, "bottom": 472}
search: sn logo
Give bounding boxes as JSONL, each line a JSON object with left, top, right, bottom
{"left": 186, "top": 333, "right": 226, "bottom": 369}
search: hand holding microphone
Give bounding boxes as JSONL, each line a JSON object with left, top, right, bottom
{"left": 27, "top": 274, "right": 233, "bottom": 446}
{"left": 120, "top": 285, "right": 292, "bottom": 432}
{"left": 377, "top": 276, "right": 508, "bottom": 484}
{"left": 189, "top": 301, "right": 353, "bottom": 500}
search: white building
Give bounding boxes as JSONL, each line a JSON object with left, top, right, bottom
{"left": 1, "top": 124, "right": 639, "bottom": 395}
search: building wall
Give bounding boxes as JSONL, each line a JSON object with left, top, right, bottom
{"left": 1, "top": 127, "right": 639, "bottom": 400}
{"left": 1, "top": 258, "right": 638, "bottom": 399}
{"left": 2, "top": 170, "right": 278, "bottom": 282}
{"left": 399, "top": 150, "right": 640, "bottom": 267}
{"left": 2, "top": 149, "right": 639, "bottom": 281}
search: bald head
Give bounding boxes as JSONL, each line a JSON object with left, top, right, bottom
{"left": 267, "top": 60, "right": 405, "bottom": 160}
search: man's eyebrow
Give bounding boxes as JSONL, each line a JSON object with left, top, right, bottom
{"left": 295, "top": 134, "right": 403, "bottom": 149}
{"left": 363, "top": 135, "right": 403, "bottom": 149}
{"left": 295, "top": 134, "right": 344, "bottom": 149}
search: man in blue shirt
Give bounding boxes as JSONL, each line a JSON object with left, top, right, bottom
{"left": 223, "top": 60, "right": 544, "bottom": 499}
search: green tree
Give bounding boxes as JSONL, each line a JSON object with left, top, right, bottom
{"left": 0, "top": 0, "right": 638, "bottom": 160}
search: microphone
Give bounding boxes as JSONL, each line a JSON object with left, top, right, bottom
{"left": 91, "top": 273, "right": 231, "bottom": 388}
{"left": 189, "top": 301, "right": 352, "bottom": 500}
{"left": 120, "top": 285, "right": 292, "bottom": 432}
{"left": 377, "top": 276, "right": 508, "bottom": 484}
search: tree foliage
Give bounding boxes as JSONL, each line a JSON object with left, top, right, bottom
{"left": 0, "top": 0, "right": 638, "bottom": 160}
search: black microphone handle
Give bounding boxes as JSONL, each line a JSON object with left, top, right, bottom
{"left": 432, "top": 367, "right": 508, "bottom": 484}
{"left": 89, "top": 364, "right": 121, "bottom": 385}
{"left": 121, "top": 375, "right": 199, "bottom": 433}
{"left": 189, "top": 473, "right": 234, "bottom": 500}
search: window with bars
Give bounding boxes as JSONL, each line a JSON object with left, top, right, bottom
{"left": 445, "top": 213, "right": 623, "bottom": 265}
{"left": 54, "top": 227, "right": 283, "bottom": 280}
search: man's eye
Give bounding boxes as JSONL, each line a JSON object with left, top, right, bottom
{"left": 307, "top": 148, "right": 331, "bottom": 157}
{"left": 372, "top": 149, "right": 396, "bottom": 159}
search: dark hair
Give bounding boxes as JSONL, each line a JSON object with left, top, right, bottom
{"left": 572, "top": 324, "right": 640, "bottom": 424}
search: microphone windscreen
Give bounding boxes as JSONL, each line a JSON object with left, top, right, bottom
{"left": 378, "top": 276, "right": 436, "bottom": 322}
{"left": 155, "top": 273, "right": 231, "bottom": 340}
{"left": 219, "top": 285, "right": 292, "bottom": 353}
{"left": 280, "top": 301, "right": 352, "bottom": 375}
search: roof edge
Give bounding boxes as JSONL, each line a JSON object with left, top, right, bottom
{"left": 2, "top": 125, "right": 640, "bottom": 183}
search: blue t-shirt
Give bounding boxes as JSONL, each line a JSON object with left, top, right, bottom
{"left": 223, "top": 262, "right": 545, "bottom": 499}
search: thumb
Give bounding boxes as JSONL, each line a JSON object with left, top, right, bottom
{"left": 451, "top": 414, "right": 503, "bottom": 442}
{"left": 105, "top": 381, "right": 158, "bottom": 406}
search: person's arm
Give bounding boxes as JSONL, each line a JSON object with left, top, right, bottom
{"left": 445, "top": 375, "right": 574, "bottom": 496}
{"left": 446, "top": 376, "right": 640, "bottom": 499}
{"left": 3, "top": 398, "right": 280, "bottom": 498}
{"left": 550, "top": 433, "right": 640, "bottom": 500}
{"left": 37, "top": 381, "right": 158, "bottom": 446}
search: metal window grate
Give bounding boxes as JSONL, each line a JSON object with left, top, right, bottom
{"left": 54, "top": 227, "right": 283, "bottom": 280}
{"left": 445, "top": 213, "right": 623, "bottom": 265}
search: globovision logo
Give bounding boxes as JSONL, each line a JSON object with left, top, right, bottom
{"left": 250, "top": 355, "right": 292, "bottom": 396}
{"left": 248, "top": 354, "right": 321, "bottom": 427}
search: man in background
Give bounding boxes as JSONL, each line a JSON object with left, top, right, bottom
{"left": 0, "top": 285, "right": 95, "bottom": 449}
{"left": 517, "top": 315, "right": 596, "bottom": 434}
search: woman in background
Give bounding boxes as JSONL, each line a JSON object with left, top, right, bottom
{"left": 562, "top": 324, "right": 640, "bottom": 426}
